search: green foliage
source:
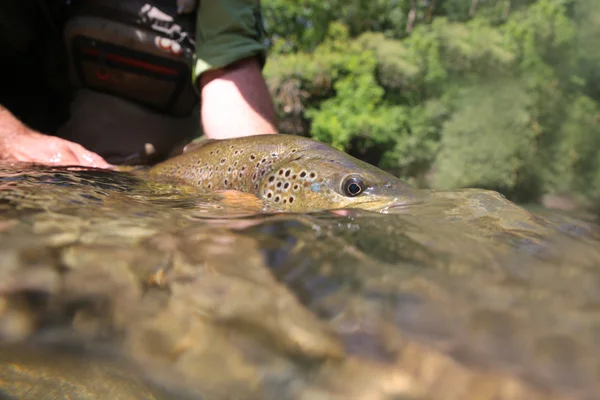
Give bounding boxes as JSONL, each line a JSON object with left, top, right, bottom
{"left": 432, "top": 80, "right": 535, "bottom": 190}
{"left": 262, "top": 0, "right": 333, "bottom": 52}
{"left": 304, "top": 23, "right": 387, "bottom": 148}
{"left": 263, "top": 0, "right": 414, "bottom": 51}
{"left": 379, "top": 101, "right": 445, "bottom": 183}
{"left": 262, "top": 0, "right": 600, "bottom": 205}
{"left": 543, "top": 95, "right": 600, "bottom": 197}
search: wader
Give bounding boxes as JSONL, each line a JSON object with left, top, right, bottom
{"left": 0, "top": 0, "right": 267, "bottom": 165}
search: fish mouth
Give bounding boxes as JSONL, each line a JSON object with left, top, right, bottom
{"left": 379, "top": 202, "right": 414, "bottom": 214}
{"left": 343, "top": 198, "right": 411, "bottom": 213}
{"left": 356, "top": 193, "right": 427, "bottom": 214}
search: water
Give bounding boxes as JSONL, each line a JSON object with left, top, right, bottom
{"left": 0, "top": 162, "right": 599, "bottom": 400}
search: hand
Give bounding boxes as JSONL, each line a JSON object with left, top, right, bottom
{"left": 0, "top": 107, "right": 111, "bottom": 168}
{"left": 2, "top": 130, "right": 112, "bottom": 168}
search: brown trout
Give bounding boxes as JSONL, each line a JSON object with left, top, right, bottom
{"left": 147, "top": 134, "right": 421, "bottom": 212}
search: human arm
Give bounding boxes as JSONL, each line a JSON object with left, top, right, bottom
{"left": 193, "top": 0, "right": 277, "bottom": 140}
{"left": 199, "top": 55, "right": 277, "bottom": 139}
{"left": 0, "top": 105, "right": 111, "bottom": 167}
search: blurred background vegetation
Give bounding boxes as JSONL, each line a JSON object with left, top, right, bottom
{"left": 260, "top": 0, "right": 600, "bottom": 209}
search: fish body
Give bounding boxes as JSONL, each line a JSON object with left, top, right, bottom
{"left": 148, "top": 134, "right": 421, "bottom": 212}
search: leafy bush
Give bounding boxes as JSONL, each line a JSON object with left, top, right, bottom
{"left": 262, "top": 0, "right": 600, "bottom": 204}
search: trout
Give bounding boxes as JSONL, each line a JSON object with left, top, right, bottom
{"left": 147, "top": 134, "right": 422, "bottom": 212}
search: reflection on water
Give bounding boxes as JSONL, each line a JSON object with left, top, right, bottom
{"left": 0, "top": 162, "right": 599, "bottom": 400}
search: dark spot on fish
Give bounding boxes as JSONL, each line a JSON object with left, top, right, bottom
{"left": 230, "top": 145, "right": 235, "bottom": 149}
{"left": 241, "top": 166, "right": 246, "bottom": 171}
{"left": 291, "top": 149, "right": 297, "bottom": 153}
{"left": 228, "top": 167, "right": 232, "bottom": 172}
{"left": 216, "top": 149, "right": 220, "bottom": 154}
{"left": 277, "top": 182, "right": 282, "bottom": 188}
{"left": 271, "top": 153, "right": 277, "bottom": 157}
{"left": 278, "top": 170, "right": 284, "bottom": 175}
{"left": 210, "top": 151, "right": 214, "bottom": 155}
{"left": 240, "top": 149, "right": 244, "bottom": 154}
{"left": 269, "top": 176, "right": 275, "bottom": 182}
{"left": 209, "top": 172, "right": 213, "bottom": 177}
{"left": 284, "top": 182, "right": 290, "bottom": 189}
{"left": 234, "top": 150, "right": 239, "bottom": 155}
{"left": 252, "top": 173, "right": 257, "bottom": 180}
{"left": 256, "top": 162, "right": 261, "bottom": 167}
{"left": 267, "top": 192, "right": 272, "bottom": 198}
{"left": 220, "top": 159, "right": 226, "bottom": 164}
{"left": 309, "top": 172, "right": 316, "bottom": 178}
{"left": 289, "top": 196, "right": 295, "bottom": 203}
{"left": 283, "top": 199, "right": 287, "bottom": 203}
{"left": 292, "top": 174, "right": 297, "bottom": 179}
{"left": 293, "top": 184, "right": 299, "bottom": 190}
{"left": 234, "top": 161, "right": 238, "bottom": 167}
{"left": 224, "top": 179, "right": 228, "bottom": 185}
{"left": 208, "top": 183, "right": 212, "bottom": 188}
{"left": 300, "top": 171, "right": 307, "bottom": 178}
{"left": 250, "top": 154, "right": 256, "bottom": 160}
{"left": 285, "top": 170, "right": 291, "bottom": 177}
{"left": 274, "top": 196, "right": 280, "bottom": 202}
{"left": 267, "top": 161, "right": 272, "bottom": 166}
{"left": 197, "top": 179, "right": 203, "bottom": 185}
{"left": 238, "top": 172, "right": 243, "bottom": 178}
{"left": 261, "top": 170, "right": 266, "bottom": 176}
{"left": 261, "top": 158, "right": 266, "bottom": 164}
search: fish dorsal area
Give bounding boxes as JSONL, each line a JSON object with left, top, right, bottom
{"left": 178, "top": 136, "right": 321, "bottom": 195}
{"left": 192, "top": 146, "right": 282, "bottom": 193}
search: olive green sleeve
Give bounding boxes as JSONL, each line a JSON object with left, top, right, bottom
{"left": 193, "top": 0, "right": 267, "bottom": 82}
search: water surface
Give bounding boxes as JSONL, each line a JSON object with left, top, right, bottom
{"left": 0, "top": 163, "right": 599, "bottom": 400}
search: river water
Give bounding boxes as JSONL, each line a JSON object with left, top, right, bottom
{"left": 0, "top": 163, "right": 599, "bottom": 400}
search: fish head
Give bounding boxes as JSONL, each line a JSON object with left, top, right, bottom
{"left": 257, "top": 150, "right": 421, "bottom": 213}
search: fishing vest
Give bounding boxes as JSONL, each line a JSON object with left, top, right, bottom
{"left": 63, "top": 0, "right": 199, "bottom": 117}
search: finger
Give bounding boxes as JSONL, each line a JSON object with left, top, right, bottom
{"left": 66, "top": 142, "right": 112, "bottom": 168}
{"left": 79, "top": 151, "right": 113, "bottom": 169}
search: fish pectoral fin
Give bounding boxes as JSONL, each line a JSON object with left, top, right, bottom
{"left": 214, "top": 189, "right": 264, "bottom": 210}
{"left": 183, "top": 138, "right": 218, "bottom": 153}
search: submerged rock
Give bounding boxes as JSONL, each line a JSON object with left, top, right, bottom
{"left": 0, "top": 163, "right": 598, "bottom": 400}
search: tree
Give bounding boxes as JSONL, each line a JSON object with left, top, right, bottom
{"left": 262, "top": 0, "right": 600, "bottom": 205}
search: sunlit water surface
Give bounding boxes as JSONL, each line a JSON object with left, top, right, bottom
{"left": 0, "top": 163, "right": 599, "bottom": 400}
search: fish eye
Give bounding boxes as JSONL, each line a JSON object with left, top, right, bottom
{"left": 342, "top": 177, "right": 365, "bottom": 197}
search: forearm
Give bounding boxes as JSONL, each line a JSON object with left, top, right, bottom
{"left": 199, "top": 56, "right": 277, "bottom": 139}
